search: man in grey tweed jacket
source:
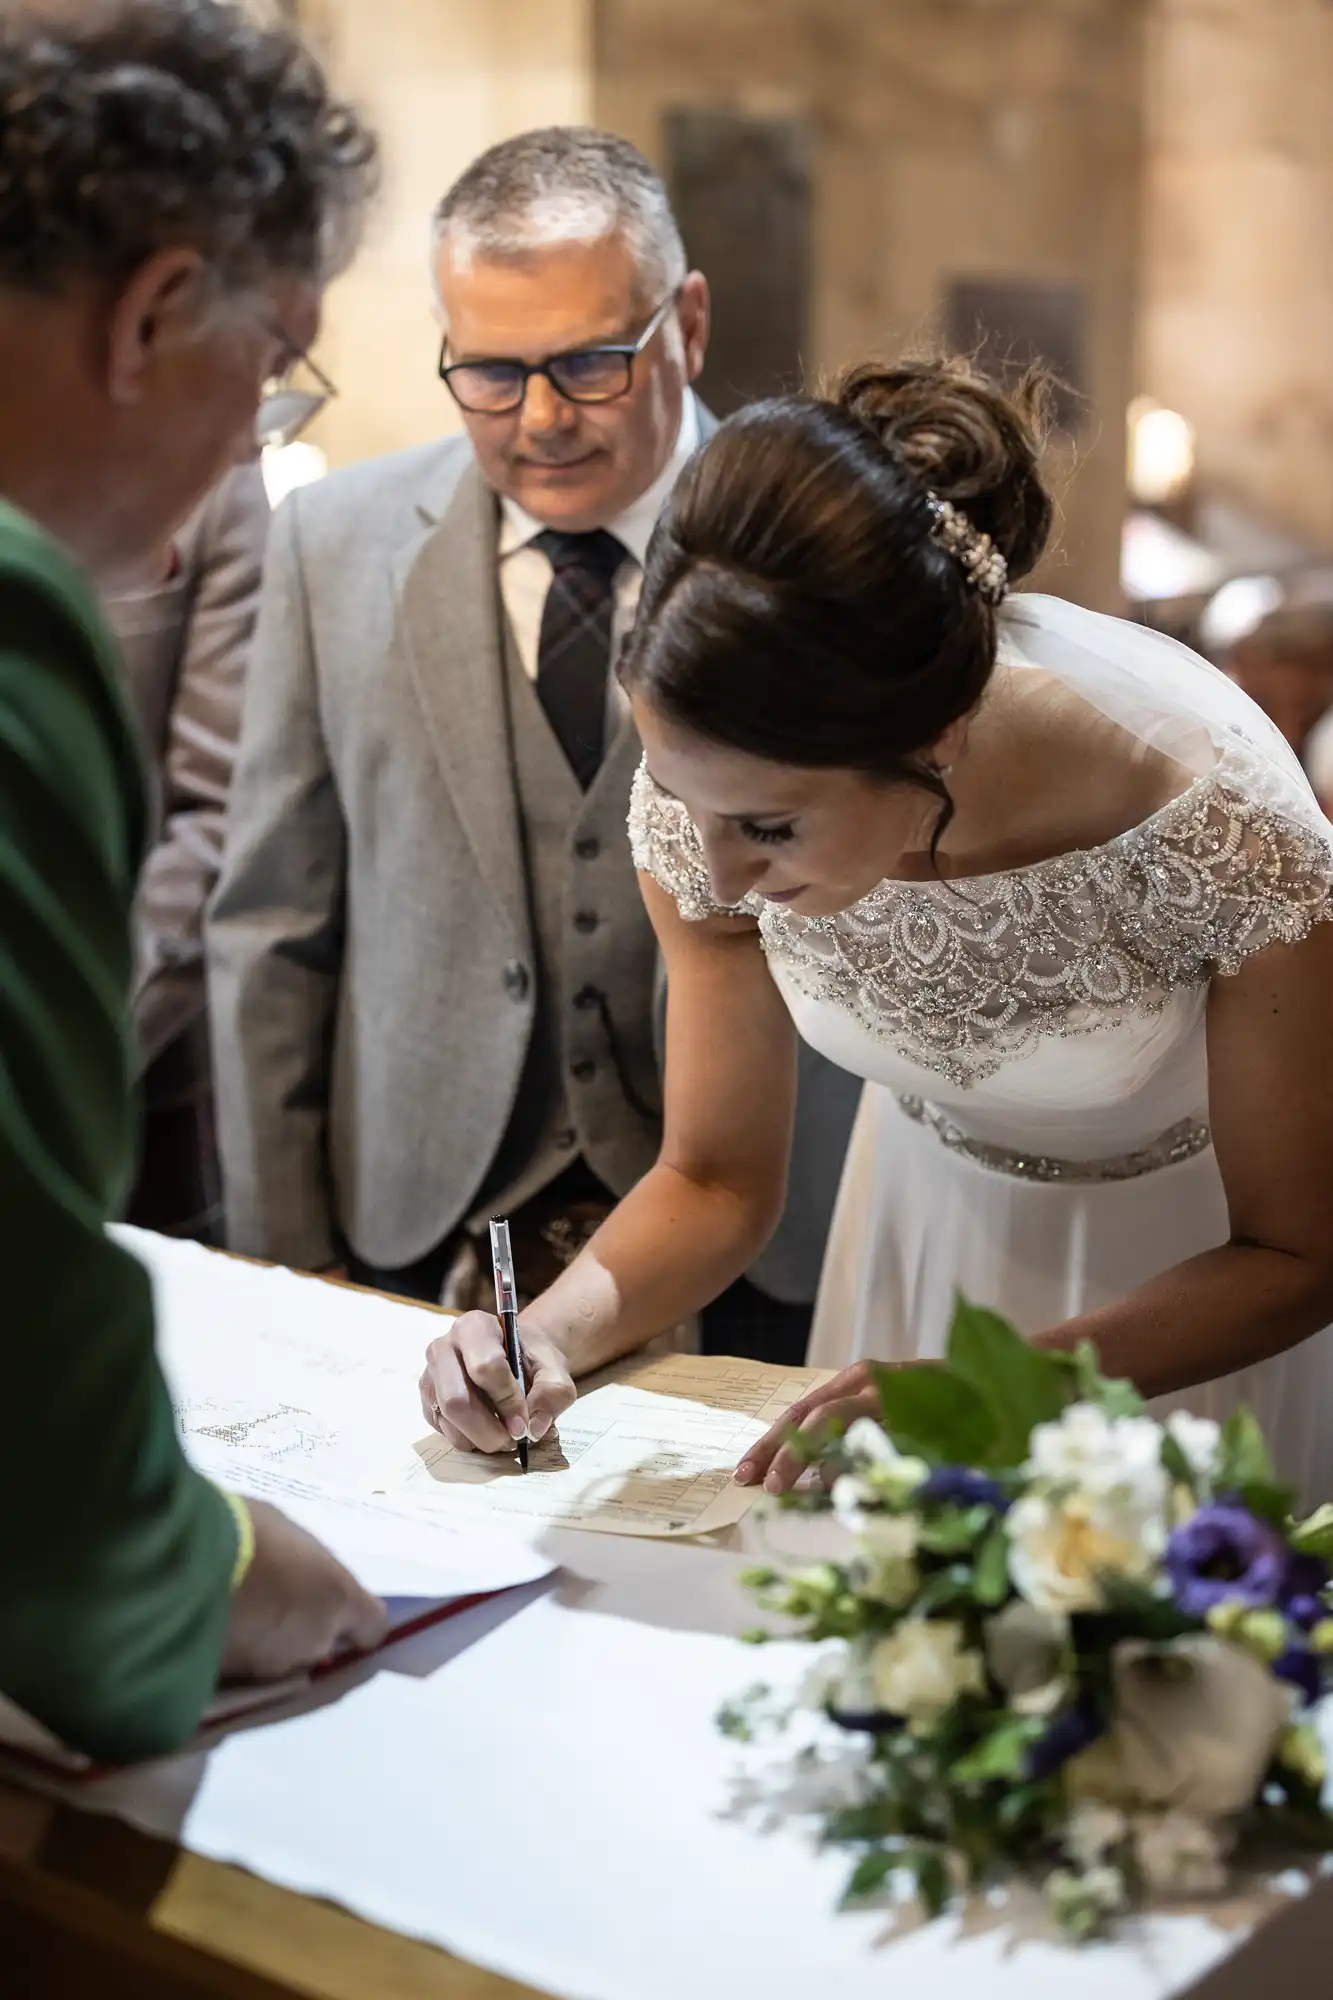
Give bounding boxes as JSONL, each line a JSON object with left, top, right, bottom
{"left": 207, "top": 129, "right": 859, "bottom": 1361}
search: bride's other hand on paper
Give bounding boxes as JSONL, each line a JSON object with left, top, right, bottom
{"left": 419, "top": 1313, "right": 576, "bottom": 1454}
{"left": 734, "top": 1362, "right": 880, "bottom": 1494}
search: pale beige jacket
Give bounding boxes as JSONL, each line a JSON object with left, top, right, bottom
{"left": 105, "top": 460, "right": 270, "bottom": 1102}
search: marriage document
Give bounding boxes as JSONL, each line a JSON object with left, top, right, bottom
{"left": 376, "top": 1351, "right": 826, "bottom": 1540}
{"left": 118, "top": 1227, "right": 827, "bottom": 1544}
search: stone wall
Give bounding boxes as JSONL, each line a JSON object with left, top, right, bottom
{"left": 1141, "top": 0, "right": 1333, "bottom": 552}
{"left": 295, "top": 0, "right": 1150, "bottom": 605}
{"left": 594, "top": 0, "right": 1150, "bottom": 610}
{"left": 299, "top": 0, "right": 592, "bottom": 468}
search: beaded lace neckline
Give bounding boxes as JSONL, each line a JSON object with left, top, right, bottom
{"left": 628, "top": 752, "right": 1333, "bottom": 1087}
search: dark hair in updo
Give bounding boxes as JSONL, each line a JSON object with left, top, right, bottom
{"left": 620, "top": 356, "right": 1055, "bottom": 839}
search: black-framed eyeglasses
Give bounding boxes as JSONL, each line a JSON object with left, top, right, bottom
{"left": 438, "top": 292, "right": 676, "bottom": 416}
{"left": 256, "top": 332, "right": 338, "bottom": 450}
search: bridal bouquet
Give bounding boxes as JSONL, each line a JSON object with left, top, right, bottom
{"left": 722, "top": 1303, "right": 1333, "bottom": 1939}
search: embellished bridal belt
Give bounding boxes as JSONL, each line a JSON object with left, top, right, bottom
{"left": 895, "top": 1095, "right": 1213, "bottom": 1185}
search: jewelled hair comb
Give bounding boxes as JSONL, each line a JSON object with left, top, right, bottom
{"left": 927, "top": 496, "right": 1009, "bottom": 606}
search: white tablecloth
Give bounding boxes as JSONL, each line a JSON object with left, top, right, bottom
{"left": 38, "top": 1531, "right": 1330, "bottom": 2000}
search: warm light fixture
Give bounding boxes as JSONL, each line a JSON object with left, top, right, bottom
{"left": 262, "top": 439, "right": 328, "bottom": 510}
{"left": 1199, "top": 574, "right": 1284, "bottom": 653}
{"left": 1127, "top": 396, "right": 1196, "bottom": 507}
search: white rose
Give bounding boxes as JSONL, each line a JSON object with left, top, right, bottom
{"left": 1007, "top": 1486, "right": 1165, "bottom": 1616}
{"left": 843, "top": 1417, "right": 899, "bottom": 1463}
{"left": 831, "top": 1473, "right": 874, "bottom": 1532}
{"left": 1027, "top": 1403, "right": 1168, "bottom": 1514}
{"left": 801, "top": 1644, "right": 878, "bottom": 1717}
{"left": 1064, "top": 1802, "right": 1128, "bottom": 1870}
{"left": 832, "top": 1471, "right": 923, "bottom": 1612}
{"left": 853, "top": 1513, "right": 920, "bottom": 1608}
{"left": 870, "top": 1620, "right": 986, "bottom": 1729}
{"left": 1165, "top": 1412, "right": 1222, "bottom": 1484}
{"left": 984, "top": 1600, "right": 1070, "bottom": 1716}
{"left": 1067, "top": 1637, "right": 1289, "bottom": 1820}
{"left": 1046, "top": 1863, "right": 1127, "bottom": 1938}
{"left": 1133, "top": 1812, "right": 1233, "bottom": 1899}
{"left": 857, "top": 1512, "right": 919, "bottom": 1560}
{"left": 841, "top": 1419, "right": 928, "bottom": 1504}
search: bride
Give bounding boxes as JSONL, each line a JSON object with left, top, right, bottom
{"left": 418, "top": 357, "right": 1333, "bottom": 1502}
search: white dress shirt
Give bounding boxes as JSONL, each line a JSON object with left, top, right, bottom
{"left": 497, "top": 394, "right": 701, "bottom": 683}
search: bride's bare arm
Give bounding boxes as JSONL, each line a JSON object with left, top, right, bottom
{"left": 1036, "top": 915, "right": 1333, "bottom": 1392}
{"left": 420, "top": 875, "right": 799, "bottom": 1451}
{"left": 742, "top": 917, "right": 1333, "bottom": 1493}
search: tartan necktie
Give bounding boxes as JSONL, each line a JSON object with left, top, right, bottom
{"left": 533, "top": 528, "right": 627, "bottom": 790}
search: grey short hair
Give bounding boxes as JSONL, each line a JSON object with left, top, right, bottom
{"left": 0, "top": 0, "right": 378, "bottom": 296}
{"left": 433, "top": 127, "right": 687, "bottom": 304}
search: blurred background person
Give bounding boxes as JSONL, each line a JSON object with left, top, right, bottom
{"left": 1227, "top": 601, "right": 1333, "bottom": 817}
{"left": 209, "top": 128, "right": 860, "bottom": 1364}
{"left": 0, "top": 0, "right": 384, "bottom": 1763}
{"left": 105, "top": 459, "right": 271, "bottom": 1243}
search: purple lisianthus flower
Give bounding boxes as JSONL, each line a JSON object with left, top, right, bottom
{"left": 1274, "top": 1646, "right": 1323, "bottom": 1708}
{"left": 1281, "top": 1552, "right": 1330, "bottom": 1632}
{"left": 1022, "top": 1700, "right": 1102, "bottom": 1783}
{"left": 1165, "top": 1504, "right": 1286, "bottom": 1617}
{"left": 919, "top": 1467, "right": 1009, "bottom": 1513}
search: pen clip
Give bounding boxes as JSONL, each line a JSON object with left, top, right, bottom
{"left": 488, "top": 1217, "right": 518, "bottom": 1317}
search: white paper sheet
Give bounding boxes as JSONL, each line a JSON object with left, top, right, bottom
{"left": 119, "top": 1227, "right": 823, "bottom": 1547}
{"left": 116, "top": 1227, "right": 439, "bottom": 1488}
{"left": 64, "top": 1533, "right": 1309, "bottom": 2000}
{"left": 16, "top": 1235, "right": 1319, "bottom": 1998}
{"left": 376, "top": 1382, "right": 775, "bottom": 1538}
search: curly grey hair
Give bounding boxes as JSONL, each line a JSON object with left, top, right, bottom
{"left": 0, "top": 0, "right": 378, "bottom": 296}
{"left": 433, "top": 127, "right": 687, "bottom": 306}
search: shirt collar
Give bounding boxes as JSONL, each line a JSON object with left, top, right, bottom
{"left": 498, "top": 393, "right": 701, "bottom": 565}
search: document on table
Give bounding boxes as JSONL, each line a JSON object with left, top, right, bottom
{"left": 117, "top": 1225, "right": 832, "bottom": 1548}
{"left": 608, "top": 1349, "right": 832, "bottom": 1425}
{"left": 115, "top": 1226, "right": 554, "bottom": 1598}
{"left": 374, "top": 1375, "right": 824, "bottom": 1539}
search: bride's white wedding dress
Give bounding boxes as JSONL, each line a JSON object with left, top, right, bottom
{"left": 630, "top": 594, "right": 1333, "bottom": 1501}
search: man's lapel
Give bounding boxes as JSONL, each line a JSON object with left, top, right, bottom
{"left": 394, "top": 458, "right": 527, "bottom": 939}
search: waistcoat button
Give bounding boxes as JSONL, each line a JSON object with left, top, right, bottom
{"left": 573, "top": 909, "right": 600, "bottom": 935}
{"left": 575, "top": 835, "right": 600, "bottom": 861}
{"left": 502, "top": 961, "right": 530, "bottom": 1001}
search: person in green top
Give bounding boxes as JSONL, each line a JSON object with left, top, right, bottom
{"left": 0, "top": 0, "right": 386, "bottom": 1761}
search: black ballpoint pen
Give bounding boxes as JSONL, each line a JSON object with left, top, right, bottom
{"left": 489, "top": 1217, "right": 528, "bottom": 1471}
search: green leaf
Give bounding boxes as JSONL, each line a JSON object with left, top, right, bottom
{"left": 1290, "top": 1503, "right": 1333, "bottom": 1561}
{"left": 972, "top": 1522, "right": 1012, "bottom": 1607}
{"left": 997, "top": 1781, "right": 1051, "bottom": 1833}
{"left": 912, "top": 1564, "right": 976, "bottom": 1617}
{"left": 839, "top": 1849, "right": 896, "bottom": 1906}
{"left": 1070, "top": 1340, "right": 1145, "bottom": 1419}
{"left": 827, "top": 1799, "right": 910, "bottom": 1843}
{"left": 949, "top": 1715, "right": 1043, "bottom": 1784}
{"left": 946, "top": 1296, "right": 1072, "bottom": 1463}
{"left": 918, "top": 1505, "right": 992, "bottom": 1556}
{"left": 1159, "top": 1432, "right": 1196, "bottom": 1492}
{"left": 869, "top": 1362, "right": 997, "bottom": 1467}
{"left": 1239, "top": 1479, "right": 1297, "bottom": 1529}
{"left": 909, "top": 1846, "right": 951, "bottom": 1920}
{"left": 1077, "top": 1579, "right": 1198, "bottom": 1645}
{"left": 1219, "top": 1406, "right": 1275, "bottom": 1491}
